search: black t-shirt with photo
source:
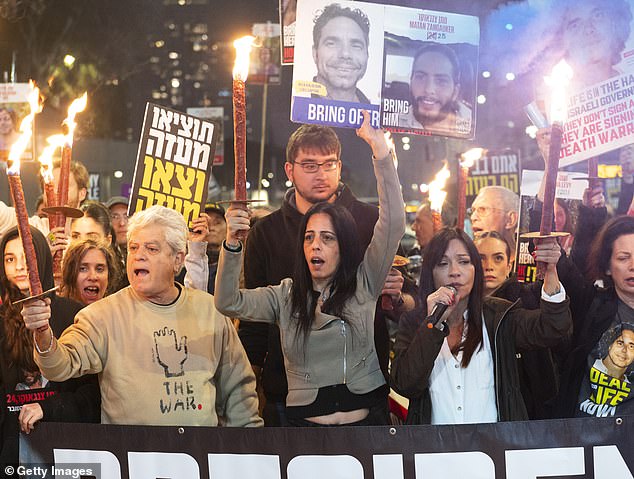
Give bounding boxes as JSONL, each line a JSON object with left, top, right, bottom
{"left": 576, "top": 300, "right": 634, "bottom": 418}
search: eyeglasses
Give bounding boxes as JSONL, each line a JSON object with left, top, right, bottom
{"left": 293, "top": 159, "right": 339, "bottom": 173}
{"left": 111, "top": 213, "right": 129, "bottom": 223}
{"left": 468, "top": 206, "right": 504, "bottom": 218}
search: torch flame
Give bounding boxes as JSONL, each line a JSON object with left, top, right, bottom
{"left": 39, "top": 134, "right": 65, "bottom": 183}
{"left": 233, "top": 36, "right": 255, "bottom": 81}
{"left": 420, "top": 163, "right": 450, "bottom": 212}
{"left": 460, "top": 147, "right": 485, "bottom": 168}
{"left": 8, "top": 81, "right": 42, "bottom": 173}
{"left": 544, "top": 60, "right": 573, "bottom": 124}
{"left": 63, "top": 92, "right": 87, "bottom": 146}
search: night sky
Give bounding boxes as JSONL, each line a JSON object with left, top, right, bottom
{"left": 0, "top": 0, "right": 555, "bottom": 206}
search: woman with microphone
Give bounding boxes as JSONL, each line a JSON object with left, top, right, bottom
{"left": 390, "top": 228, "right": 571, "bottom": 425}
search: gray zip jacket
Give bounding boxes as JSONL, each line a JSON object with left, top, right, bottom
{"left": 215, "top": 152, "right": 405, "bottom": 407}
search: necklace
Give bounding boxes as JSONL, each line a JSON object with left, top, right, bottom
{"left": 318, "top": 285, "right": 333, "bottom": 306}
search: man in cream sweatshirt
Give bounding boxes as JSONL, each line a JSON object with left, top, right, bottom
{"left": 21, "top": 205, "right": 262, "bottom": 427}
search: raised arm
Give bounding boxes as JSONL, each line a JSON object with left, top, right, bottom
{"left": 355, "top": 110, "right": 406, "bottom": 297}
{"left": 214, "top": 206, "right": 281, "bottom": 323}
{"left": 183, "top": 214, "right": 210, "bottom": 291}
{"left": 514, "top": 237, "right": 572, "bottom": 350}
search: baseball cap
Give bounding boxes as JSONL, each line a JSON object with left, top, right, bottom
{"left": 204, "top": 202, "right": 226, "bottom": 217}
{"left": 105, "top": 196, "right": 129, "bottom": 209}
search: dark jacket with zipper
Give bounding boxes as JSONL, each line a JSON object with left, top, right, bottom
{"left": 390, "top": 296, "right": 571, "bottom": 424}
{"left": 489, "top": 275, "right": 560, "bottom": 419}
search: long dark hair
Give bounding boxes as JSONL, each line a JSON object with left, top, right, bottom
{"left": 419, "top": 228, "right": 484, "bottom": 367}
{"left": 589, "top": 215, "right": 634, "bottom": 283}
{"left": 290, "top": 202, "right": 361, "bottom": 343}
{"left": 0, "top": 227, "right": 54, "bottom": 375}
{"left": 76, "top": 201, "right": 114, "bottom": 243}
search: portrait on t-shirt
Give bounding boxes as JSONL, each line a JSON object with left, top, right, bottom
{"left": 577, "top": 320, "right": 634, "bottom": 418}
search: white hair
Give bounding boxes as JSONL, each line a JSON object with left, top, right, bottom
{"left": 127, "top": 205, "right": 187, "bottom": 255}
{"left": 477, "top": 186, "right": 519, "bottom": 215}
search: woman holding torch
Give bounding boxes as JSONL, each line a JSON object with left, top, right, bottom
{"left": 390, "top": 228, "right": 571, "bottom": 424}
{"left": 215, "top": 111, "right": 405, "bottom": 426}
{"left": 0, "top": 226, "right": 100, "bottom": 466}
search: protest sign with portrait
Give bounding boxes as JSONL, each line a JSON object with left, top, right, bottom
{"left": 483, "top": 0, "right": 634, "bottom": 167}
{"left": 291, "top": 0, "right": 384, "bottom": 129}
{"left": 250, "top": 23, "right": 282, "bottom": 86}
{"left": 515, "top": 169, "right": 586, "bottom": 283}
{"left": 290, "top": 1, "right": 479, "bottom": 135}
{"left": 280, "top": 0, "right": 296, "bottom": 64}
{"left": 0, "top": 83, "right": 34, "bottom": 161}
{"left": 380, "top": 7, "right": 479, "bottom": 139}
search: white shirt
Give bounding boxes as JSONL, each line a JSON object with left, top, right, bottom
{"left": 429, "top": 316, "right": 497, "bottom": 425}
{"left": 428, "top": 284, "right": 567, "bottom": 425}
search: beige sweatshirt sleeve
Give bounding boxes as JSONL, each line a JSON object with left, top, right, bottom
{"left": 214, "top": 315, "right": 264, "bottom": 427}
{"left": 35, "top": 311, "right": 107, "bottom": 382}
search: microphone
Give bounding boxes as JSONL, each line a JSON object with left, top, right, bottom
{"left": 426, "top": 286, "right": 457, "bottom": 332}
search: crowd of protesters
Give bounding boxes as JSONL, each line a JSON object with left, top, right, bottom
{"left": 0, "top": 111, "right": 633, "bottom": 470}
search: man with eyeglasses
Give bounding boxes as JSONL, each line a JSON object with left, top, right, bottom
{"left": 106, "top": 196, "right": 130, "bottom": 262}
{"left": 240, "top": 122, "right": 413, "bottom": 426}
{"left": 470, "top": 185, "right": 519, "bottom": 259}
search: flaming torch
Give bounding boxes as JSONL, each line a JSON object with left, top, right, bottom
{"left": 39, "top": 134, "right": 65, "bottom": 282}
{"left": 43, "top": 94, "right": 86, "bottom": 259}
{"left": 58, "top": 92, "right": 87, "bottom": 209}
{"left": 525, "top": 60, "right": 573, "bottom": 278}
{"left": 587, "top": 156, "right": 599, "bottom": 190}
{"left": 540, "top": 60, "right": 572, "bottom": 236}
{"left": 458, "top": 148, "right": 485, "bottom": 229}
{"left": 6, "top": 82, "right": 44, "bottom": 298}
{"left": 232, "top": 36, "right": 254, "bottom": 203}
{"left": 421, "top": 163, "right": 450, "bottom": 233}
{"left": 39, "top": 134, "right": 65, "bottom": 218}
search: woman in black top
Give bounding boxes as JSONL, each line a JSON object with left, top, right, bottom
{"left": 0, "top": 226, "right": 100, "bottom": 467}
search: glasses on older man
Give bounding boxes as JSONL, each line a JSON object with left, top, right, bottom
{"left": 293, "top": 159, "right": 339, "bottom": 173}
{"left": 468, "top": 206, "right": 504, "bottom": 218}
